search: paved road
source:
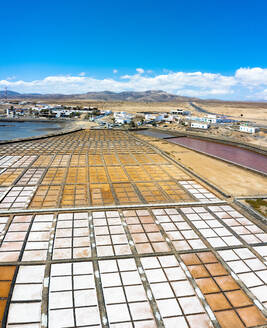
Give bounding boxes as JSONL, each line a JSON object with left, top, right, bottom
{"left": 189, "top": 102, "right": 217, "bottom": 115}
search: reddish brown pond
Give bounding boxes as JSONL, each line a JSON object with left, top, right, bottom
{"left": 167, "top": 137, "right": 267, "bottom": 174}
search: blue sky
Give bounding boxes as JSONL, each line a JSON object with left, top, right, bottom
{"left": 0, "top": 0, "right": 267, "bottom": 100}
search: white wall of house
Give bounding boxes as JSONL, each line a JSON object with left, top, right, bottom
{"left": 113, "top": 111, "right": 134, "bottom": 124}
{"left": 191, "top": 122, "right": 209, "bottom": 129}
{"left": 6, "top": 108, "right": 14, "bottom": 117}
{"left": 204, "top": 117, "right": 217, "bottom": 124}
{"left": 239, "top": 125, "right": 259, "bottom": 134}
{"left": 145, "top": 114, "right": 157, "bottom": 121}
{"left": 171, "top": 109, "right": 184, "bottom": 115}
{"left": 115, "top": 117, "right": 132, "bottom": 124}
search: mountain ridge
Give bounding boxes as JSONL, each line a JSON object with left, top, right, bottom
{"left": 1, "top": 89, "right": 266, "bottom": 103}
{"left": 0, "top": 90, "right": 199, "bottom": 102}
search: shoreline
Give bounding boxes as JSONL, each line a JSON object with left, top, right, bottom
{"left": 0, "top": 117, "right": 68, "bottom": 123}
{"left": 0, "top": 119, "right": 98, "bottom": 144}
{"left": 0, "top": 119, "right": 85, "bottom": 144}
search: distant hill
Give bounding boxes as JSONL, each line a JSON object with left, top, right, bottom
{"left": 0, "top": 90, "right": 21, "bottom": 97}
{"left": 0, "top": 89, "right": 199, "bottom": 102}
{"left": 76, "top": 90, "right": 198, "bottom": 102}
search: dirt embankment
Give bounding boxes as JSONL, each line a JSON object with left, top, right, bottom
{"left": 136, "top": 134, "right": 267, "bottom": 197}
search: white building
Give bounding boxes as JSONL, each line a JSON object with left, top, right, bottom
{"left": 165, "top": 114, "right": 178, "bottom": 122}
{"left": 145, "top": 114, "right": 157, "bottom": 121}
{"left": 114, "top": 111, "right": 127, "bottom": 118}
{"left": 156, "top": 114, "right": 178, "bottom": 123}
{"left": 239, "top": 125, "right": 259, "bottom": 134}
{"left": 55, "top": 110, "right": 71, "bottom": 118}
{"left": 191, "top": 122, "right": 209, "bottom": 129}
{"left": 171, "top": 109, "right": 190, "bottom": 116}
{"left": 204, "top": 114, "right": 217, "bottom": 124}
{"left": 171, "top": 109, "right": 184, "bottom": 115}
{"left": 114, "top": 117, "right": 129, "bottom": 124}
{"left": 114, "top": 111, "right": 134, "bottom": 124}
{"left": 6, "top": 108, "right": 14, "bottom": 117}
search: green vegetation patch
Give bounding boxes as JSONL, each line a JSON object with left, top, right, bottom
{"left": 245, "top": 198, "right": 267, "bottom": 217}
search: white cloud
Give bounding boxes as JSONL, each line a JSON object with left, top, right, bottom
{"left": 253, "top": 88, "right": 267, "bottom": 101}
{"left": 120, "top": 74, "right": 131, "bottom": 80}
{"left": 136, "top": 68, "right": 144, "bottom": 74}
{"left": 113, "top": 69, "right": 118, "bottom": 74}
{"left": 0, "top": 67, "right": 266, "bottom": 100}
{"left": 235, "top": 67, "right": 267, "bottom": 85}
{"left": 6, "top": 76, "right": 16, "bottom": 81}
{"left": 78, "top": 72, "right": 86, "bottom": 76}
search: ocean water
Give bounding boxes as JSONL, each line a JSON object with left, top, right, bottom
{"left": 0, "top": 121, "right": 63, "bottom": 141}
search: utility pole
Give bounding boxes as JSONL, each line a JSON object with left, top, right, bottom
{"left": 4, "top": 86, "right": 8, "bottom": 101}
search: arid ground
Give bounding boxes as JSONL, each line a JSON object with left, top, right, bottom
{"left": 135, "top": 133, "right": 267, "bottom": 197}
{"left": 1, "top": 98, "right": 267, "bottom": 147}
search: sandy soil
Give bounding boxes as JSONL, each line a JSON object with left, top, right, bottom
{"left": 2, "top": 98, "right": 266, "bottom": 119}
{"left": 40, "top": 99, "right": 267, "bottom": 122}
{"left": 71, "top": 119, "right": 98, "bottom": 129}
{"left": 38, "top": 100, "right": 192, "bottom": 114}
{"left": 135, "top": 134, "right": 267, "bottom": 197}
{"left": 193, "top": 101, "right": 267, "bottom": 125}
{"left": 103, "top": 101, "right": 192, "bottom": 113}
